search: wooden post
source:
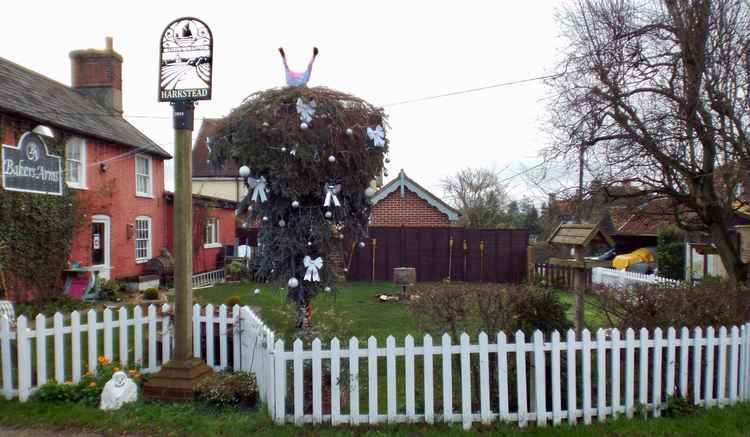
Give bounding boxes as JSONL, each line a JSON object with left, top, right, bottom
{"left": 574, "top": 246, "right": 585, "bottom": 336}
{"left": 527, "top": 245, "right": 536, "bottom": 283}
{"left": 144, "top": 100, "right": 211, "bottom": 401}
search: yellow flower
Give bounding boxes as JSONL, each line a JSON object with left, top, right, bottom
{"left": 128, "top": 369, "right": 137, "bottom": 375}
{"left": 84, "top": 371, "right": 93, "bottom": 377}
{"left": 113, "top": 367, "right": 120, "bottom": 372}
{"left": 89, "top": 382, "right": 96, "bottom": 387}
{"left": 98, "top": 356, "right": 110, "bottom": 365}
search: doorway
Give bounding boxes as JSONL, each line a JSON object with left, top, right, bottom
{"left": 91, "top": 215, "right": 111, "bottom": 280}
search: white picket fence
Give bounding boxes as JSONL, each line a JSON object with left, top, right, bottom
{"left": 592, "top": 267, "right": 680, "bottom": 287}
{"left": 192, "top": 268, "right": 225, "bottom": 289}
{"left": 3, "top": 304, "right": 750, "bottom": 430}
{"left": 0, "top": 303, "right": 272, "bottom": 402}
{"left": 268, "top": 325, "right": 750, "bottom": 429}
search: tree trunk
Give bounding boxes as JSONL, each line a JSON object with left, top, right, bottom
{"left": 707, "top": 221, "right": 746, "bottom": 287}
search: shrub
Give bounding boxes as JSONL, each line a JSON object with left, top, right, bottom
{"left": 657, "top": 225, "right": 685, "bottom": 280}
{"left": 143, "top": 288, "right": 160, "bottom": 300}
{"left": 589, "top": 279, "right": 749, "bottom": 329}
{"left": 195, "top": 372, "right": 258, "bottom": 409}
{"left": 35, "top": 356, "right": 142, "bottom": 406}
{"left": 409, "top": 282, "right": 571, "bottom": 337}
{"left": 99, "top": 279, "right": 124, "bottom": 301}
{"left": 15, "top": 295, "right": 91, "bottom": 318}
{"left": 224, "top": 295, "right": 241, "bottom": 306}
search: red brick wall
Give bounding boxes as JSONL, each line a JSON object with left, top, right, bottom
{"left": 371, "top": 188, "right": 454, "bottom": 227}
{"left": 165, "top": 202, "right": 236, "bottom": 273}
{"left": 1, "top": 113, "right": 167, "bottom": 280}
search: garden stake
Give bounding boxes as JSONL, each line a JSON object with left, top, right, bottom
{"left": 371, "top": 238, "right": 377, "bottom": 282}
{"left": 463, "top": 240, "right": 468, "bottom": 280}
{"left": 447, "top": 237, "right": 454, "bottom": 282}
{"left": 479, "top": 240, "right": 485, "bottom": 282}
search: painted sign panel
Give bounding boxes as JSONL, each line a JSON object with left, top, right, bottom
{"left": 158, "top": 17, "right": 213, "bottom": 102}
{"left": 2, "top": 132, "right": 63, "bottom": 195}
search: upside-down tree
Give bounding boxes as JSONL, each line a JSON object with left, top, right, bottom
{"left": 544, "top": 0, "right": 750, "bottom": 286}
{"left": 211, "top": 56, "right": 388, "bottom": 328}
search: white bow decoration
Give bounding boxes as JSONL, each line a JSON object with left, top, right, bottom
{"left": 323, "top": 183, "right": 342, "bottom": 207}
{"left": 248, "top": 176, "right": 269, "bottom": 203}
{"left": 367, "top": 125, "right": 386, "bottom": 147}
{"left": 303, "top": 256, "right": 323, "bottom": 282}
{"left": 296, "top": 98, "right": 317, "bottom": 124}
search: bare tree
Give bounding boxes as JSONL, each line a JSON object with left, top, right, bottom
{"left": 545, "top": 0, "right": 750, "bottom": 285}
{"left": 442, "top": 167, "right": 508, "bottom": 228}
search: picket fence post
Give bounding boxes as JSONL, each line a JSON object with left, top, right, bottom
{"left": 17, "top": 316, "right": 30, "bottom": 401}
{"left": 1, "top": 316, "right": 12, "bottom": 399}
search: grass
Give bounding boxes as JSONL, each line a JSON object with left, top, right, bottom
{"left": 194, "top": 281, "right": 605, "bottom": 342}
{"left": 1, "top": 399, "right": 750, "bottom": 436}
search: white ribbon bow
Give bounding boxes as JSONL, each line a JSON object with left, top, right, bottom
{"left": 303, "top": 256, "right": 323, "bottom": 282}
{"left": 323, "top": 183, "right": 342, "bottom": 207}
{"left": 296, "top": 98, "right": 317, "bottom": 124}
{"left": 248, "top": 176, "right": 269, "bottom": 203}
{"left": 367, "top": 125, "right": 385, "bottom": 147}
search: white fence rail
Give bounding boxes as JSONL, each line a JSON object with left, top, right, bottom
{"left": 3, "top": 304, "right": 750, "bottom": 431}
{"left": 0, "top": 303, "right": 269, "bottom": 402}
{"left": 592, "top": 267, "right": 680, "bottom": 287}
{"left": 192, "top": 268, "right": 225, "bottom": 289}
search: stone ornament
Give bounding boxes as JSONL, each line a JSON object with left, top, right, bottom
{"left": 100, "top": 371, "right": 138, "bottom": 410}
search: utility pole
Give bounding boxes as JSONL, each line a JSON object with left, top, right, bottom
{"left": 144, "top": 17, "right": 213, "bottom": 401}
{"left": 575, "top": 142, "right": 586, "bottom": 335}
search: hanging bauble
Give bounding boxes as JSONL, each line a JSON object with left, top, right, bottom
{"left": 300, "top": 122, "right": 309, "bottom": 130}
{"left": 254, "top": 288, "right": 261, "bottom": 294}
{"left": 262, "top": 216, "right": 269, "bottom": 222}
{"left": 307, "top": 241, "right": 312, "bottom": 246}
{"left": 281, "top": 146, "right": 287, "bottom": 152}
{"left": 338, "top": 234, "right": 344, "bottom": 240}
{"left": 384, "top": 170, "right": 389, "bottom": 177}
{"left": 328, "top": 155, "right": 336, "bottom": 163}
{"left": 324, "top": 286, "right": 332, "bottom": 292}
{"left": 343, "top": 268, "right": 349, "bottom": 273}
{"left": 262, "top": 121, "right": 269, "bottom": 127}
{"left": 365, "top": 187, "right": 376, "bottom": 198}
{"left": 346, "top": 128, "right": 353, "bottom": 136}
{"left": 385, "top": 157, "right": 390, "bottom": 164}
{"left": 288, "top": 277, "right": 299, "bottom": 288}
{"left": 239, "top": 165, "right": 250, "bottom": 178}
{"left": 292, "top": 200, "right": 300, "bottom": 208}
{"left": 325, "top": 210, "right": 333, "bottom": 219}
{"left": 359, "top": 241, "right": 366, "bottom": 248}
{"left": 278, "top": 219, "right": 286, "bottom": 227}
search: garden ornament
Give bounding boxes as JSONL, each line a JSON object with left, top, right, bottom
{"left": 100, "top": 371, "right": 138, "bottom": 410}
{"left": 303, "top": 255, "right": 323, "bottom": 282}
{"left": 279, "top": 47, "right": 318, "bottom": 87}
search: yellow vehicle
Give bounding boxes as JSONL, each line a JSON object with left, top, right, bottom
{"left": 612, "top": 248, "right": 656, "bottom": 270}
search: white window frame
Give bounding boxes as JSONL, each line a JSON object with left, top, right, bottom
{"left": 135, "top": 154, "right": 153, "bottom": 197}
{"left": 65, "top": 137, "right": 87, "bottom": 189}
{"left": 134, "top": 216, "right": 152, "bottom": 263}
{"left": 204, "top": 217, "right": 221, "bottom": 248}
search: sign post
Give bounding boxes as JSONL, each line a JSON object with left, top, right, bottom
{"left": 144, "top": 17, "right": 213, "bottom": 401}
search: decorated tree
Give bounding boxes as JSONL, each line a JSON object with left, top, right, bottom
{"left": 211, "top": 48, "right": 388, "bottom": 328}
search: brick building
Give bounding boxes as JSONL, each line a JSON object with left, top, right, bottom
{"left": 0, "top": 38, "right": 236, "bottom": 294}
{"left": 370, "top": 169, "right": 460, "bottom": 227}
{"left": 191, "top": 118, "right": 246, "bottom": 202}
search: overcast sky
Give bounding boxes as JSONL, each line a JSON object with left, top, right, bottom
{"left": 3, "top": 1, "right": 565, "bottom": 201}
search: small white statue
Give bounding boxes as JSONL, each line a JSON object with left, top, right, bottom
{"left": 100, "top": 371, "right": 138, "bottom": 410}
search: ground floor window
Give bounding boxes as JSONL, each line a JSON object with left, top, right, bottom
{"left": 135, "top": 216, "right": 152, "bottom": 262}
{"left": 205, "top": 217, "right": 220, "bottom": 248}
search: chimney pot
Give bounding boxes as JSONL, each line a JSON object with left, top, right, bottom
{"left": 105, "top": 36, "right": 113, "bottom": 51}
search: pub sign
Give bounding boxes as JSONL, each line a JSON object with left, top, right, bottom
{"left": 1, "top": 132, "right": 62, "bottom": 195}
{"left": 158, "top": 17, "right": 213, "bottom": 102}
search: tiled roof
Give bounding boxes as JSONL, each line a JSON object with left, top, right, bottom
{"left": 371, "top": 169, "right": 460, "bottom": 220}
{"left": 192, "top": 118, "right": 240, "bottom": 178}
{"left": 0, "top": 57, "right": 170, "bottom": 158}
{"left": 608, "top": 200, "right": 680, "bottom": 235}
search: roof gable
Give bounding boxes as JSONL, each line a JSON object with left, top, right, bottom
{"left": 0, "top": 57, "right": 170, "bottom": 159}
{"left": 371, "top": 170, "right": 460, "bottom": 221}
{"left": 192, "top": 118, "right": 240, "bottom": 177}
{"left": 548, "top": 222, "right": 615, "bottom": 247}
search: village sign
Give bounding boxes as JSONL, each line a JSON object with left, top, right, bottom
{"left": 158, "top": 17, "right": 213, "bottom": 102}
{"left": 1, "top": 132, "right": 63, "bottom": 195}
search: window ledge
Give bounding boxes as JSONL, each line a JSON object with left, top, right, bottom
{"left": 136, "top": 193, "right": 154, "bottom": 199}
{"left": 66, "top": 183, "right": 88, "bottom": 190}
{"left": 203, "top": 243, "right": 222, "bottom": 249}
{"left": 135, "top": 258, "right": 149, "bottom": 264}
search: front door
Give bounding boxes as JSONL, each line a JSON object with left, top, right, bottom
{"left": 91, "top": 215, "right": 111, "bottom": 280}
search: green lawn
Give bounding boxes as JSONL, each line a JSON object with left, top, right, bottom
{"left": 194, "top": 281, "right": 605, "bottom": 343}
{"left": 1, "top": 399, "right": 749, "bottom": 436}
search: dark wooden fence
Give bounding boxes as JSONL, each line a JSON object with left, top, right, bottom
{"left": 530, "top": 263, "right": 592, "bottom": 290}
{"left": 344, "top": 227, "right": 528, "bottom": 283}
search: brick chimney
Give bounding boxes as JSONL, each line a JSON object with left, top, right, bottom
{"left": 69, "top": 37, "right": 123, "bottom": 116}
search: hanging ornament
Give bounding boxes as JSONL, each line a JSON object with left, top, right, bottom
{"left": 359, "top": 241, "right": 366, "bottom": 248}
{"left": 248, "top": 176, "right": 269, "bottom": 203}
{"left": 328, "top": 155, "right": 336, "bottom": 163}
{"left": 296, "top": 97, "right": 317, "bottom": 124}
{"left": 262, "top": 121, "right": 269, "bottom": 127}
{"left": 290, "top": 146, "right": 298, "bottom": 156}
{"left": 239, "top": 165, "right": 251, "bottom": 178}
{"left": 300, "top": 122, "right": 309, "bottom": 130}
{"left": 262, "top": 216, "right": 269, "bottom": 222}
{"left": 324, "top": 286, "right": 332, "bottom": 292}
{"left": 367, "top": 125, "right": 386, "bottom": 147}
{"left": 288, "top": 277, "right": 299, "bottom": 288}
{"left": 292, "top": 200, "right": 300, "bottom": 208}
{"left": 323, "top": 182, "right": 342, "bottom": 207}
{"left": 281, "top": 146, "right": 287, "bottom": 152}
{"left": 346, "top": 128, "right": 353, "bottom": 137}
{"left": 278, "top": 219, "right": 286, "bottom": 227}
{"left": 384, "top": 170, "right": 389, "bottom": 177}
{"left": 325, "top": 210, "right": 333, "bottom": 219}
{"left": 307, "top": 241, "right": 312, "bottom": 246}
{"left": 365, "top": 186, "right": 376, "bottom": 197}
{"left": 254, "top": 288, "right": 261, "bottom": 294}
{"left": 303, "top": 255, "right": 323, "bottom": 282}
{"left": 385, "top": 157, "right": 390, "bottom": 164}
